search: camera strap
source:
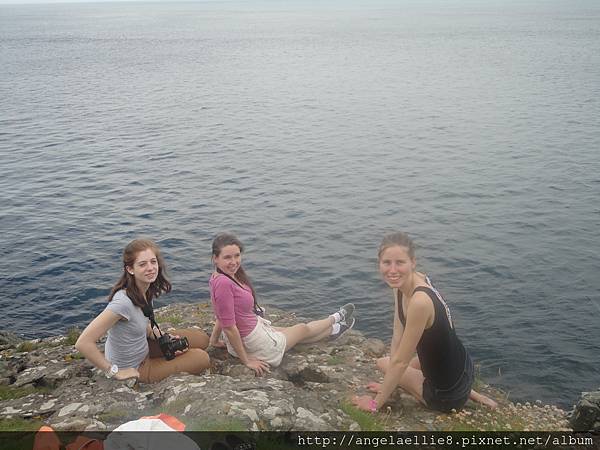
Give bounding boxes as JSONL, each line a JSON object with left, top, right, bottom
{"left": 215, "top": 268, "right": 264, "bottom": 316}
{"left": 141, "top": 301, "right": 164, "bottom": 339}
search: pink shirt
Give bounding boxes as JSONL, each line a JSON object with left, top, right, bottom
{"left": 209, "top": 274, "right": 258, "bottom": 338}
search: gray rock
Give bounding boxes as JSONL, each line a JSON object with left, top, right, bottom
{"left": 58, "top": 402, "right": 83, "bottom": 417}
{"left": 0, "top": 331, "right": 23, "bottom": 347}
{"left": 361, "top": 338, "right": 387, "bottom": 358}
{"left": 0, "top": 303, "right": 513, "bottom": 432}
{"left": 13, "top": 366, "right": 47, "bottom": 387}
{"left": 570, "top": 390, "right": 600, "bottom": 431}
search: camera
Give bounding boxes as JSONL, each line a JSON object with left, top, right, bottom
{"left": 158, "top": 334, "right": 189, "bottom": 360}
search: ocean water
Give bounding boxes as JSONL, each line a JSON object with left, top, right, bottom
{"left": 1, "top": 0, "right": 599, "bottom": 408}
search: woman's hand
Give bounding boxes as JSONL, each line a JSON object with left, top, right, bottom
{"left": 367, "top": 382, "right": 382, "bottom": 393}
{"left": 114, "top": 367, "right": 140, "bottom": 380}
{"left": 352, "top": 394, "right": 376, "bottom": 412}
{"left": 210, "top": 339, "right": 226, "bottom": 348}
{"left": 245, "top": 358, "right": 270, "bottom": 376}
{"left": 168, "top": 334, "right": 188, "bottom": 356}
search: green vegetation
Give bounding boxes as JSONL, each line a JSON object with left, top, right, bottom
{"left": 65, "top": 327, "right": 81, "bottom": 346}
{"left": 155, "top": 314, "right": 183, "bottom": 326}
{"left": 0, "top": 417, "right": 44, "bottom": 432}
{"left": 0, "top": 385, "right": 50, "bottom": 401}
{"left": 65, "top": 352, "right": 85, "bottom": 361}
{"left": 327, "top": 355, "right": 344, "bottom": 365}
{"left": 0, "top": 418, "right": 44, "bottom": 450}
{"left": 159, "top": 399, "right": 192, "bottom": 416}
{"left": 96, "top": 408, "right": 132, "bottom": 424}
{"left": 340, "top": 401, "right": 386, "bottom": 431}
{"left": 16, "top": 341, "right": 40, "bottom": 353}
{"left": 185, "top": 417, "right": 248, "bottom": 432}
{"left": 15, "top": 331, "right": 81, "bottom": 352}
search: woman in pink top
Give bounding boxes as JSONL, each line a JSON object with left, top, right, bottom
{"left": 209, "top": 233, "right": 355, "bottom": 376}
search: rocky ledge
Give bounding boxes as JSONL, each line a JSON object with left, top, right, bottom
{"left": 0, "top": 303, "right": 589, "bottom": 432}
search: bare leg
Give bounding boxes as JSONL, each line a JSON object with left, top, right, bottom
{"left": 280, "top": 317, "right": 334, "bottom": 351}
{"left": 370, "top": 356, "right": 426, "bottom": 405}
{"left": 409, "top": 355, "right": 421, "bottom": 370}
{"left": 375, "top": 356, "right": 497, "bottom": 409}
{"left": 298, "top": 326, "right": 332, "bottom": 344}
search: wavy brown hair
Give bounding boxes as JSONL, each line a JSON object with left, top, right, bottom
{"left": 211, "top": 233, "right": 260, "bottom": 309}
{"left": 108, "top": 238, "right": 172, "bottom": 308}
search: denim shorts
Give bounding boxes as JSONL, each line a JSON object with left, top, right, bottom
{"left": 422, "top": 354, "right": 474, "bottom": 413}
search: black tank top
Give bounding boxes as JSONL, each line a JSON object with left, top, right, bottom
{"left": 397, "top": 277, "right": 467, "bottom": 390}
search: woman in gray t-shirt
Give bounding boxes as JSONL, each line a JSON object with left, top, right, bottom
{"left": 76, "top": 239, "right": 211, "bottom": 382}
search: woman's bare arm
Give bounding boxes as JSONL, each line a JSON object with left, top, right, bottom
{"left": 75, "top": 310, "right": 139, "bottom": 379}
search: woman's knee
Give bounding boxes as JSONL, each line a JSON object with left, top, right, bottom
{"left": 398, "top": 367, "right": 425, "bottom": 402}
{"left": 282, "top": 323, "right": 310, "bottom": 350}
{"left": 409, "top": 356, "right": 421, "bottom": 370}
{"left": 298, "top": 323, "right": 311, "bottom": 335}
{"left": 172, "top": 328, "right": 210, "bottom": 349}
{"left": 181, "top": 348, "right": 210, "bottom": 374}
{"left": 288, "top": 323, "right": 310, "bottom": 339}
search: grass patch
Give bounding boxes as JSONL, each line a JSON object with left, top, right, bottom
{"left": 155, "top": 315, "right": 183, "bottom": 326}
{"left": 65, "top": 352, "right": 85, "bottom": 361}
{"left": 0, "top": 417, "right": 45, "bottom": 450}
{"left": 96, "top": 409, "right": 132, "bottom": 424}
{"left": 0, "top": 417, "right": 44, "bottom": 432}
{"left": 340, "top": 401, "right": 385, "bottom": 431}
{"left": 65, "top": 328, "right": 81, "bottom": 346}
{"left": 185, "top": 417, "right": 248, "bottom": 432}
{"left": 327, "top": 355, "right": 344, "bottom": 365}
{"left": 160, "top": 398, "right": 193, "bottom": 416}
{"left": 16, "top": 341, "right": 40, "bottom": 353}
{"left": 0, "top": 385, "right": 51, "bottom": 401}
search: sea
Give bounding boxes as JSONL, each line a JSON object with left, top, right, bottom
{"left": 1, "top": 0, "right": 599, "bottom": 408}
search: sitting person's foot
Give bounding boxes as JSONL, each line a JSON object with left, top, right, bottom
{"left": 367, "top": 381, "right": 382, "bottom": 393}
{"left": 332, "top": 303, "right": 355, "bottom": 323}
{"left": 330, "top": 317, "right": 355, "bottom": 340}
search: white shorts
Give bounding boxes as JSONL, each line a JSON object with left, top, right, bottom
{"left": 225, "top": 316, "right": 287, "bottom": 367}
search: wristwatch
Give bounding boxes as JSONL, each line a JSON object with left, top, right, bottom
{"left": 105, "top": 364, "right": 118, "bottom": 379}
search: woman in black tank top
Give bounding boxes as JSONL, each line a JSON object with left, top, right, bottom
{"left": 352, "top": 232, "right": 497, "bottom": 413}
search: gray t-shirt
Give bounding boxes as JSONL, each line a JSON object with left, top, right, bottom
{"left": 104, "top": 290, "right": 149, "bottom": 369}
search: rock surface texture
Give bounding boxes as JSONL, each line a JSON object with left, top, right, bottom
{"left": 0, "top": 303, "right": 574, "bottom": 431}
{"left": 570, "top": 390, "right": 600, "bottom": 432}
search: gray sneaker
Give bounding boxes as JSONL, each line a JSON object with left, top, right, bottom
{"left": 336, "top": 303, "right": 355, "bottom": 323}
{"left": 330, "top": 317, "right": 355, "bottom": 340}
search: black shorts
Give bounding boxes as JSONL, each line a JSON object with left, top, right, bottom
{"left": 422, "top": 353, "right": 474, "bottom": 413}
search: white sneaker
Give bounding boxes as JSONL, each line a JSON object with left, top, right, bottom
{"left": 330, "top": 317, "right": 355, "bottom": 340}
{"left": 335, "top": 303, "right": 355, "bottom": 323}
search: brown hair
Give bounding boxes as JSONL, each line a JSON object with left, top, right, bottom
{"left": 378, "top": 232, "right": 416, "bottom": 261}
{"left": 108, "top": 238, "right": 171, "bottom": 308}
{"left": 211, "top": 233, "right": 259, "bottom": 307}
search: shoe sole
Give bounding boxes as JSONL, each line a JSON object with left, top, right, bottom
{"left": 340, "top": 303, "right": 355, "bottom": 322}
